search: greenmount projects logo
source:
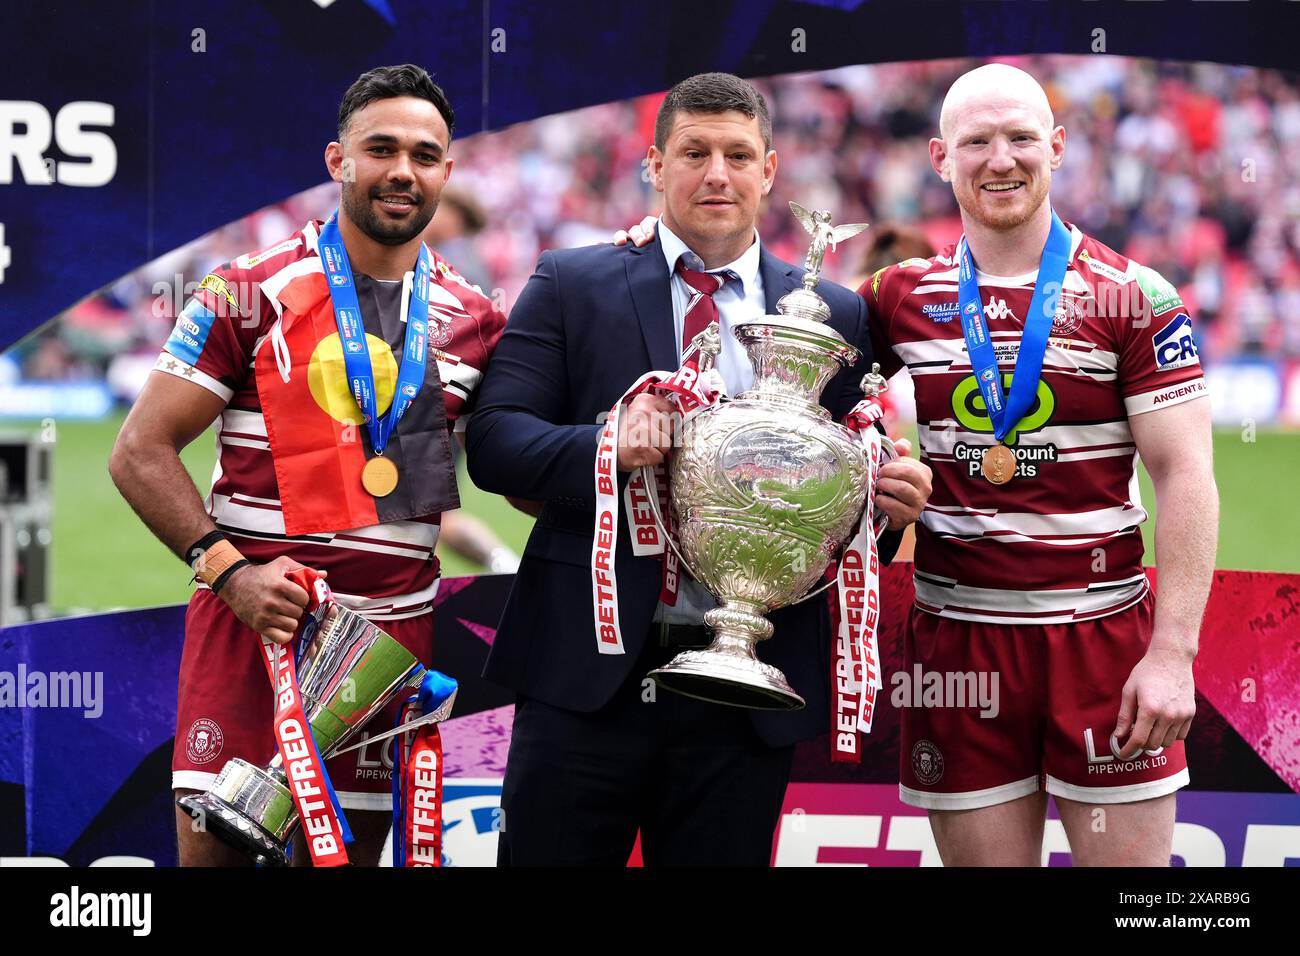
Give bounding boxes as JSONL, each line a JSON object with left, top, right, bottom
{"left": 950, "top": 372, "right": 1057, "bottom": 479}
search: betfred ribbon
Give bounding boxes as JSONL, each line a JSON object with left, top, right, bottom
{"left": 591, "top": 355, "right": 724, "bottom": 654}
{"left": 389, "top": 667, "right": 457, "bottom": 867}
{"left": 260, "top": 566, "right": 353, "bottom": 866}
{"left": 830, "top": 396, "right": 888, "bottom": 763}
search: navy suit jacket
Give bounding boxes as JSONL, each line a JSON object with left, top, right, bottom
{"left": 466, "top": 232, "right": 898, "bottom": 748}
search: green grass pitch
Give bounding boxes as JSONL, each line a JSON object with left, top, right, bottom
{"left": 6, "top": 411, "right": 1295, "bottom": 617}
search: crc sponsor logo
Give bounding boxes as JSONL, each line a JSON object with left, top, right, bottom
{"left": 962, "top": 300, "right": 980, "bottom": 318}
{"left": 911, "top": 740, "right": 945, "bottom": 785}
{"left": 345, "top": 339, "right": 364, "bottom": 354}
{"left": 184, "top": 717, "right": 224, "bottom": 764}
{"left": 1152, "top": 313, "right": 1199, "bottom": 371}
{"left": 1083, "top": 727, "right": 1168, "bottom": 775}
{"left": 922, "top": 302, "right": 959, "bottom": 323}
{"left": 400, "top": 383, "right": 419, "bottom": 398}
{"left": 330, "top": 273, "right": 349, "bottom": 286}
{"left": 0, "top": 101, "right": 117, "bottom": 186}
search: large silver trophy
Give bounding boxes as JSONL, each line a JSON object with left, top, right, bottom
{"left": 646, "top": 203, "right": 892, "bottom": 710}
{"left": 178, "top": 602, "right": 450, "bottom": 865}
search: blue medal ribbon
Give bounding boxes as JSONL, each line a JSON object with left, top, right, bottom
{"left": 956, "top": 209, "right": 1071, "bottom": 444}
{"left": 389, "top": 666, "right": 458, "bottom": 866}
{"left": 317, "top": 211, "right": 431, "bottom": 460}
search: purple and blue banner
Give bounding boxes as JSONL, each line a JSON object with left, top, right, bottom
{"left": 2, "top": 567, "right": 1297, "bottom": 866}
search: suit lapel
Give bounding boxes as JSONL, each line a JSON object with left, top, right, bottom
{"left": 624, "top": 234, "right": 679, "bottom": 373}
{"left": 759, "top": 248, "right": 798, "bottom": 315}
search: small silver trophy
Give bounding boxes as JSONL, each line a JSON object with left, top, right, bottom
{"left": 178, "top": 603, "right": 452, "bottom": 865}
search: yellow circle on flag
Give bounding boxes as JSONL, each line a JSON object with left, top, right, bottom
{"left": 307, "top": 332, "right": 399, "bottom": 425}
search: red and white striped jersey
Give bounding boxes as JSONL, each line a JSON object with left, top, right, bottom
{"left": 864, "top": 223, "right": 1207, "bottom": 624}
{"left": 154, "top": 219, "right": 505, "bottom": 619}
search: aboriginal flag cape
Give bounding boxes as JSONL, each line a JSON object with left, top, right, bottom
{"left": 255, "top": 265, "right": 459, "bottom": 536}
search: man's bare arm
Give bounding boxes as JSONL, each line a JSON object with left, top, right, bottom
{"left": 1131, "top": 396, "right": 1218, "bottom": 659}
{"left": 109, "top": 372, "right": 226, "bottom": 558}
{"left": 1114, "top": 396, "right": 1217, "bottom": 757}
{"left": 109, "top": 372, "right": 313, "bottom": 644}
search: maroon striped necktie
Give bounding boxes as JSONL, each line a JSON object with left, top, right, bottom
{"left": 676, "top": 259, "right": 732, "bottom": 359}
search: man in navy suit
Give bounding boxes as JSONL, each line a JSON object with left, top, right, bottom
{"left": 467, "top": 72, "right": 932, "bottom": 866}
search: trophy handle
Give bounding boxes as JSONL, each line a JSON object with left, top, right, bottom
{"left": 330, "top": 685, "right": 456, "bottom": 756}
{"left": 789, "top": 576, "right": 835, "bottom": 606}
{"left": 637, "top": 464, "right": 706, "bottom": 584}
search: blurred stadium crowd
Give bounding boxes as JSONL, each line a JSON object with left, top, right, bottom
{"left": 10, "top": 56, "right": 1299, "bottom": 393}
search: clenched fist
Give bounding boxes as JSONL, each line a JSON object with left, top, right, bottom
{"left": 617, "top": 393, "right": 676, "bottom": 471}
{"left": 874, "top": 438, "right": 933, "bottom": 531}
{"left": 220, "top": 555, "right": 325, "bottom": 646}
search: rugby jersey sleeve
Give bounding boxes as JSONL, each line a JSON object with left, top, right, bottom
{"left": 428, "top": 258, "right": 507, "bottom": 428}
{"left": 1117, "top": 265, "right": 1208, "bottom": 417}
{"left": 858, "top": 264, "right": 907, "bottom": 380}
{"left": 154, "top": 263, "right": 272, "bottom": 403}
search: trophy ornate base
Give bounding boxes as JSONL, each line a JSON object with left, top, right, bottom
{"left": 177, "top": 757, "right": 296, "bottom": 867}
{"left": 648, "top": 608, "right": 806, "bottom": 710}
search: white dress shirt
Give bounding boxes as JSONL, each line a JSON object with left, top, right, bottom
{"left": 653, "top": 219, "right": 769, "bottom": 625}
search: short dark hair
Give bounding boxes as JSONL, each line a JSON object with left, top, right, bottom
{"left": 337, "top": 64, "right": 455, "bottom": 142}
{"left": 654, "top": 72, "right": 772, "bottom": 152}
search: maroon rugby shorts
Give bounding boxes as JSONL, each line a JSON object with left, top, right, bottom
{"left": 898, "top": 590, "right": 1189, "bottom": 810}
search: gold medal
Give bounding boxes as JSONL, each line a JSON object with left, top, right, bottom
{"left": 361, "top": 455, "right": 400, "bottom": 497}
{"left": 981, "top": 443, "right": 1016, "bottom": 485}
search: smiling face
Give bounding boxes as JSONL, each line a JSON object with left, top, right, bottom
{"left": 647, "top": 110, "right": 776, "bottom": 265}
{"left": 930, "top": 71, "right": 1064, "bottom": 233}
{"left": 325, "top": 95, "right": 454, "bottom": 246}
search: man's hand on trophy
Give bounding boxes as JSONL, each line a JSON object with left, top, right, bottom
{"left": 221, "top": 555, "right": 325, "bottom": 646}
{"left": 873, "top": 438, "right": 933, "bottom": 531}
{"left": 617, "top": 393, "right": 676, "bottom": 471}
{"left": 612, "top": 215, "right": 659, "bottom": 248}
